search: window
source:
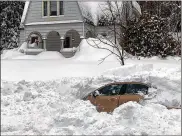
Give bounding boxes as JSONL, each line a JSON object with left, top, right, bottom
{"left": 126, "top": 84, "right": 149, "bottom": 95}
{"left": 43, "top": 1, "right": 48, "bottom": 16}
{"left": 43, "top": 1, "right": 64, "bottom": 17}
{"left": 98, "top": 84, "right": 123, "bottom": 96}
{"left": 59, "top": 1, "right": 64, "bottom": 15}
{"left": 50, "top": 1, "right": 57, "bottom": 16}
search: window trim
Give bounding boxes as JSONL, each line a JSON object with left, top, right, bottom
{"left": 42, "top": 1, "right": 48, "bottom": 17}
{"left": 42, "top": 1, "right": 64, "bottom": 18}
{"left": 59, "top": 1, "right": 64, "bottom": 16}
{"left": 49, "top": 1, "right": 58, "bottom": 17}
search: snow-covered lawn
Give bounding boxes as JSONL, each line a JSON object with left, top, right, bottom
{"left": 1, "top": 39, "right": 181, "bottom": 135}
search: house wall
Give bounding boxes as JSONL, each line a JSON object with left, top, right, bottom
{"left": 96, "top": 25, "right": 122, "bottom": 41}
{"left": 24, "top": 23, "right": 83, "bottom": 39}
{"left": 21, "top": 23, "right": 83, "bottom": 51}
{"left": 47, "top": 31, "right": 61, "bottom": 51}
{"left": 65, "top": 30, "right": 81, "bottom": 48}
{"left": 25, "top": 1, "right": 83, "bottom": 24}
{"left": 84, "top": 23, "right": 95, "bottom": 38}
{"left": 19, "top": 30, "right": 26, "bottom": 46}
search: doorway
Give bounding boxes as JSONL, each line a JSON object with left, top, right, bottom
{"left": 31, "top": 36, "right": 38, "bottom": 44}
{"left": 64, "top": 36, "right": 71, "bottom": 48}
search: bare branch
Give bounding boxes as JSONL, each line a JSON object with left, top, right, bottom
{"left": 98, "top": 53, "right": 113, "bottom": 65}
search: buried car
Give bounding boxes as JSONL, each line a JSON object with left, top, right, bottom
{"left": 82, "top": 82, "right": 149, "bottom": 112}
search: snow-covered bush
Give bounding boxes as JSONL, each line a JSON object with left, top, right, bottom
{"left": 0, "top": 1, "right": 25, "bottom": 50}
{"left": 125, "top": 12, "right": 181, "bottom": 58}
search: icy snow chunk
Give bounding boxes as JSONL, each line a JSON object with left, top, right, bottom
{"left": 23, "top": 92, "right": 33, "bottom": 101}
{"left": 2, "top": 100, "right": 10, "bottom": 107}
{"left": 1, "top": 84, "right": 13, "bottom": 96}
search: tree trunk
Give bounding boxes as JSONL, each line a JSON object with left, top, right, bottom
{"left": 120, "top": 57, "right": 125, "bottom": 65}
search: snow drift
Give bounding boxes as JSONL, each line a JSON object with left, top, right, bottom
{"left": 1, "top": 48, "right": 24, "bottom": 59}
{"left": 73, "top": 38, "right": 118, "bottom": 62}
{"left": 1, "top": 64, "right": 181, "bottom": 135}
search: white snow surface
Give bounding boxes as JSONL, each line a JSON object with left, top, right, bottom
{"left": 1, "top": 38, "right": 181, "bottom": 135}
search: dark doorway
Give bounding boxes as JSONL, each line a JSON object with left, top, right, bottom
{"left": 31, "top": 36, "right": 38, "bottom": 44}
{"left": 64, "top": 37, "right": 70, "bottom": 48}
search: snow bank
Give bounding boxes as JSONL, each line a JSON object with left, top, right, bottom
{"left": 73, "top": 38, "right": 118, "bottom": 62}
{"left": 36, "top": 51, "right": 64, "bottom": 60}
{"left": 1, "top": 50, "right": 65, "bottom": 60}
{"left": 1, "top": 69, "right": 181, "bottom": 135}
{"left": 17, "top": 42, "right": 28, "bottom": 53}
{"left": 1, "top": 48, "right": 25, "bottom": 59}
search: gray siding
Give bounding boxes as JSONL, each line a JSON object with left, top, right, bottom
{"left": 25, "top": 1, "right": 83, "bottom": 24}
{"left": 47, "top": 31, "right": 61, "bottom": 51}
{"left": 84, "top": 23, "right": 95, "bottom": 37}
{"left": 19, "top": 30, "right": 26, "bottom": 46}
{"left": 65, "top": 30, "right": 81, "bottom": 48}
{"left": 96, "top": 25, "right": 121, "bottom": 37}
{"left": 24, "top": 23, "right": 83, "bottom": 39}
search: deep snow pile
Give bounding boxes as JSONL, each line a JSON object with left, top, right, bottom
{"left": 1, "top": 48, "right": 25, "bottom": 59}
{"left": 73, "top": 38, "right": 118, "bottom": 62}
{"left": 1, "top": 64, "right": 181, "bottom": 135}
{"left": 36, "top": 51, "right": 64, "bottom": 60}
{"left": 1, "top": 38, "right": 119, "bottom": 62}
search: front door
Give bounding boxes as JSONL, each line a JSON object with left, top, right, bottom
{"left": 64, "top": 37, "right": 70, "bottom": 48}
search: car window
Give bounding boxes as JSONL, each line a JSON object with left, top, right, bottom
{"left": 126, "top": 84, "right": 148, "bottom": 94}
{"left": 98, "top": 84, "right": 124, "bottom": 96}
{"left": 119, "top": 84, "right": 127, "bottom": 95}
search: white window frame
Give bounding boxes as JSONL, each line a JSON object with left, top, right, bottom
{"left": 42, "top": 1, "right": 64, "bottom": 18}
{"left": 58, "top": 1, "right": 64, "bottom": 16}
{"left": 42, "top": 1, "right": 48, "bottom": 17}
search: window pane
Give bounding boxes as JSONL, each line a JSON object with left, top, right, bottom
{"left": 126, "top": 84, "right": 148, "bottom": 94}
{"left": 43, "top": 1, "right": 47, "bottom": 16}
{"left": 60, "top": 1, "right": 64, "bottom": 15}
{"left": 98, "top": 84, "right": 122, "bottom": 96}
{"left": 50, "top": 1, "right": 57, "bottom": 16}
{"left": 119, "top": 84, "right": 127, "bottom": 95}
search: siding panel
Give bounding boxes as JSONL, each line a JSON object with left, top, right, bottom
{"left": 25, "top": 1, "right": 83, "bottom": 24}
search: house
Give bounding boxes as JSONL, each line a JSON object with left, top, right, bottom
{"left": 19, "top": 1, "right": 141, "bottom": 57}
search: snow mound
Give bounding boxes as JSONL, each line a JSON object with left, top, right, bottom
{"left": 1, "top": 49, "right": 25, "bottom": 59}
{"left": 73, "top": 38, "right": 118, "bottom": 62}
{"left": 100, "top": 64, "right": 153, "bottom": 77}
{"left": 1, "top": 76, "right": 181, "bottom": 135}
{"left": 12, "top": 55, "right": 37, "bottom": 60}
{"left": 17, "top": 42, "right": 28, "bottom": 53}
{"left": 36, "top": 51, "right": 64, "bottom": 60}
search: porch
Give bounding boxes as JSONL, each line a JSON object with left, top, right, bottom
{"left": 25, "top": 29, "right": 83, "bottom": 58}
